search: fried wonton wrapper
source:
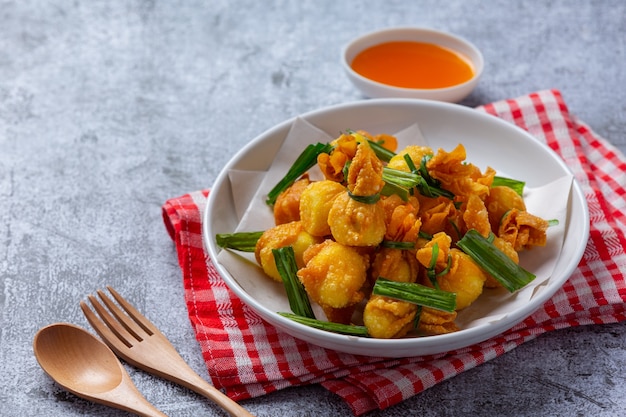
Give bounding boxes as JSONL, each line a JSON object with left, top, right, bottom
{"left": 255, "top": 221, "right": 322, "bottom": 282}
{"left": 427, "top": 144, "right": 495, "bottom": 200}
{"left": 328, "top": 141, "right": 386, "bottom": 246}
{"left": 461, "top": 193, "right": 491, "bottom": 238}
{"left": 317, "top": 133, "right": 358, "bottom": 183}
{"left": 416, "top": 232, "right": 487, "bottom": 310}
{"left": 416, "top": 195, "right": 458, "bottom": 237}
{"left": 499, "top": 208, "right": 549, "bottom": 251}
{"left": 370, "top": 196, "right": 422, "bottom": 285}
{"left": 297, "top": 240, "right": 369, "bottom": 324}
{"left": 363, "top": 294, "right": 419, "bottom": 339}
{"left": 273, "top": 174, "right": 311, "bottom": 225}
{"left": 484, "top": 185, "right": 527, "bottom": 233}
{"left": 418, "top": 307, "right": 459, "bottom": 335}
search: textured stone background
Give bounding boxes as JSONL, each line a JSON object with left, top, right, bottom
{"left": 1, "top": 1, "right": 624, "bottom": 416}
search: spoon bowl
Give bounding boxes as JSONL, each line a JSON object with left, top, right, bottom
{"left": 33, "top": 323, "right": 166, "bottom": 417}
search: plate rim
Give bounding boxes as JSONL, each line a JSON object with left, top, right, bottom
{"left": 203, "top": 98, "right": 589, "bottom": 357}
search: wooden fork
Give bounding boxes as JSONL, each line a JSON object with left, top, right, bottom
{"left": 80, "top": 286, "right": 255, "bottom": 417}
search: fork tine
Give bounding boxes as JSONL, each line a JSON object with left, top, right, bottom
{"left": 80, "top": 299, "right": 133, "bottom": 350}
{"left": 88, "top": 294, "right": 140, "bottom": 347}
{"left": 96, "top": 289, "right": 147, "bottom": 341}
{"left": 105, "top": 286, "right": 157, "bottom": 335}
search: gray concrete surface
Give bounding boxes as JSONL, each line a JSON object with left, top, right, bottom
{"left": 1, "top": 1, "right": 625, "bottom": 416}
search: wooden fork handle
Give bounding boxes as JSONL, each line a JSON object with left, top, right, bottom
{"left": 139, "top": 346, "right": 255, "bottom": 417}
{"left": 178, "top": 372, "right": 256, "bottom": 417}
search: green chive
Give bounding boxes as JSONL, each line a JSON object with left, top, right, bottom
{"left": 266, "top": 142, "right": 333, "bottom": 206}
{"left": 278, "top": 312, "right": 369, "bottom": 336}
{"left": 347, "top": 190, "right": 381, "bottom": 204}
{"left": 381, "top": 240, "right": 416, "bottom": 250}
{"left": 346, "top": 129, "right": 396, "bottom": 162}
{"left": 215, "top": 231, "right": 264, "bottom": 252}
{"left": 492, "top": 176, "right": 525, "bottom": 196}
{"left": 456, "top": 229, "right": 536, "bottom": 292}
{"left": 372, "top": 278, "right": 457, "bottom": 312}
{"left": 273, "top": 246, "right": 315, "bottom": 318}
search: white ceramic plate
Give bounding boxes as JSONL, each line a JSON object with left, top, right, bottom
{"left": 203, "top": 99, "right": 588, "bottom": 358}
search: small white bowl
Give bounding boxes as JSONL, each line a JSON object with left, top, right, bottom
{"left": 342, "top": 27, "right": 484, "bottom": 102}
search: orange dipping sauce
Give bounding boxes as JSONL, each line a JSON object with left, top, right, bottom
{"left": 351, "top": 41, "right": 474, "bottom": 89}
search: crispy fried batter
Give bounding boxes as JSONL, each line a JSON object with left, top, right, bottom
{"left": 427, "top": 144, "right": 495, "bottom": 199}
{"left": 363, "top": 294, "right": 419, "bottom": 338}
{"left": 328, "top": 141, "right": 386, "bottom": 246}
{"left": 254, "top": 221, "right": 322, "bottom": 282}
{"left": 273, "top": 175, "right": 311, "bottom": 225}
{"left": 297, "top": 240, "right": 369, "bottom": 322}
{"left": 299, "top": 180, "right": 345, "bottom": 236}
{"left": 499, "top": 208, "right": 549, "bottom": 251}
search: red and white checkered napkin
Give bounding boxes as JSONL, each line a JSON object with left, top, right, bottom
{"left": 162, "top": 89, "right": 626, "bottom": 416}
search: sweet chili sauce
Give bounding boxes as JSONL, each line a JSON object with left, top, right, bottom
{"left": 351, "top": 41, "right": 474, "bottom": 89}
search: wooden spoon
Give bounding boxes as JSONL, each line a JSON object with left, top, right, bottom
{"left": 33, "top": 323, "right": 166, "bottom": 417}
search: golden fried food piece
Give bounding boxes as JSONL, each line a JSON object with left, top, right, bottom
{"left": 416, "top": 232, "right": 486, "bottom": 310}
{"left": 317, "top": 133, "right": 358, "bottom": 183}
{"left": 297, "top": 240, "right": 369, "bottom": 319}
{"left": 484, "top": 185, "right": 527, "bottom": 233}
{"left": 461, "top": 193, "right": 491, "bottom": 238}
{"left": 427, "top": 144, "right": 495, "bottom": 200}
{"left": 416, "top": 231, "right": 452, "bottom": 267}
{"left": 382, "top": 196, "right": 421, "bottom": 241}
{"left": 328, "top": 141, "right": 386, "bottom": 246}
{"left": 328, "top": 193, "right": 387, "bottom": 246}
{"left": 483, "top": 237, "right": 519, "bottom": 288}
{"left": 370, "top": 247, "right": 420, "bottom": 285}
{"left": 363, "top": 294, "right": 419, "bottom": 339}
{"left": 499, "top": 208, "right": 549, "bottom": 251}
{"left": 370, "top": 198, "right": 422, "bottom": 284}
{"left": 372, "top": 132, "right": 398, "bottom": 153}
{"left": 416, "top": 195, "right": 458, "bottom": 237}
{"left": 299, "top": 180, "right": 345, "bottom": 237}
{"left": 417, "top": 307, "right": 459, "bottom": 335}
{"left": 387, "top": 145, "right": 433, "bottom": 172}
{"left": 254, "top": 221, "right": 322, "bottom": 282}
{"left": 345, "top": 140, "right": 385, "bottom": 196}
{"left": 438, "top": 249, "right": 487, "bottom": 310}
{"left": 273, "top": 175, "right": 311, "bottom": 225}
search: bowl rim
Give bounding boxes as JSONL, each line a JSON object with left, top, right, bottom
{"left": 203, "top": 98, "right": 589, "bottom": 357}
{"left": 341, "top": 26, "right": 485, "bottom": 94}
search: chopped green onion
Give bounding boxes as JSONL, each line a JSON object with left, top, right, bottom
{"left": 381, "top": 240, "right": 416, "bottom": 250}
{"left": 215, "top": 231, "right": 264, "bottom": 252}
{"left": 548, "top": 219, "right": 560, "bottom": 227}
{"left": 347, "top": 129, "right": 396, "bottom": 162}
{"left": 456, "top": 229, "right": 536, "bottom": 292}
{"left": 413, "top": 305, "right": 423, "bottom": 329}
{"left": 381, "top": 182, "right": 411, "bottom": 201}
{"left": 278, "top": 312, "right": 369, "bottom": 336}
{"left": 272, "top": 246, "right": 315, "bottom": 318}
{"left": 417, "top": 155, "right": 455, "bottom": 199}
{"left": 425, "top": 244, "right": 450, "bottom": 289}
{"left": 372, "top": 278, "right": 457, "bottom": 312}
{"left": 347, "top": 190, "right": 380, "bottom": 204}
{"left": 492, "top": 176, "right": 525, "bottom": 196}
{"left": 418, "top": 231, "right": 433, "bottom": 240}
{"left": 426, "top": 243, "right": 440, "bottom": 286}
{"left": 266, "top": 142, "right": 333, "bottom": 206}
{"left": 383, "top": 156, "right": 455, "bottom": 200}
{"left": 403, "top": 154, "right": 418, "bottom": 172}
{"left": 383, "top": 166, "right": 422, "bottom": 188}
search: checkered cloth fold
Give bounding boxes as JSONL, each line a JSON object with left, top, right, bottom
{"left": 162, "top": 89, "right": 626, "bottom": 416}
